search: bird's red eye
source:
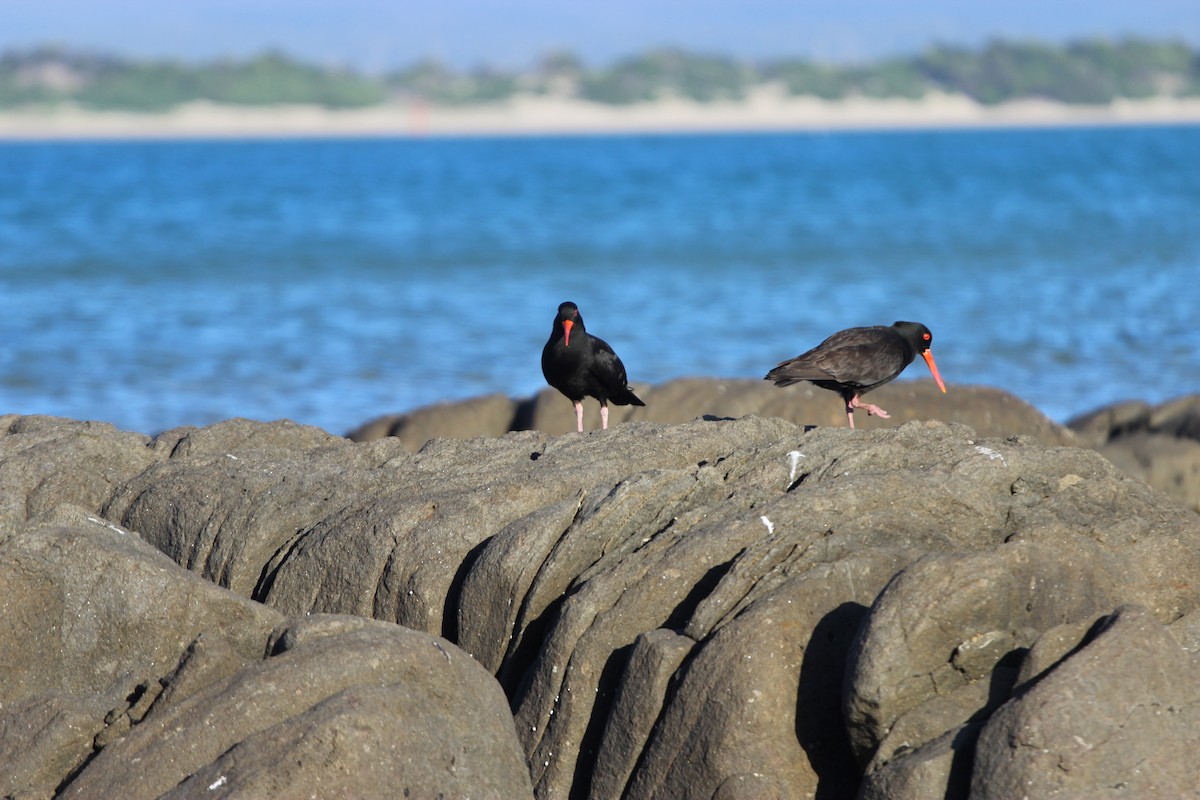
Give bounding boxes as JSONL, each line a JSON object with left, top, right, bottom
{"left": 923, "top": 333, "right": 931, "bottom": 341}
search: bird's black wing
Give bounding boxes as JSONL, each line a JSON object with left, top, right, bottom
{"left": 588, "top": 334, "right": 645, "bottom": 405}
{"left": 766, "top": 354, "right": 839, "bottom": 385}
{"left": 588, "top": 334, "right": 629, "bottom": 386}
{"left": 813, "top": 342, "right": 908, "bottom": 389}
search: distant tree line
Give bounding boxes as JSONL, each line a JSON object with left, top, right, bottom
{"left": 1, "top": 39, "right": 1197, "bottom": 111}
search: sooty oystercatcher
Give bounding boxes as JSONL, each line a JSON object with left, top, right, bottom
{"left": 541, "top": 301, "right": 645, "bottom": 432}
{"left": 766, "top": 321, "right": 946, "bottom": 428}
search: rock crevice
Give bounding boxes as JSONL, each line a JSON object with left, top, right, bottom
{"left": 1, "top": 398, "right": 1198, "bottom": 798}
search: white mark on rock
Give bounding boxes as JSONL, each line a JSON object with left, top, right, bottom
{"left": 208, "top": 776, "right": 228, "bottom": 791}
{"left": 786, "top": 450, "right": 805, "bottom": 485}
{"left": 760, "top": 516, "right": 774, "bottom": 535}
{"left": 225, "top": 453, "right": 239, "bottom": 460}
{"left": 87, "top": 516, "right": 127, "bottom": 536}
{"left": 975, "top": 446, "right": 1006, "bottom": 465}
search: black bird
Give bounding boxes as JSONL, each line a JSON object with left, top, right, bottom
{"left": 765, "top": 321, "right": 946, "bottom": 428}
{"left": 541, "top": 301, "right": 645, "bottom": 432}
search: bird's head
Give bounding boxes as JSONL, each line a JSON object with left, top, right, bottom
{"left": 556, "top": 301, "right": 581, "bottom": 347}
{"left": 894, "top": 321, "right": 947, "bottom": 394}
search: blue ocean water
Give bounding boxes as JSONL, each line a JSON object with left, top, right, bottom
{"left": 1, "top": 126, "right": 1198, "bottom": 436}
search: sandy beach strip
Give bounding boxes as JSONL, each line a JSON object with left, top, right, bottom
{"left": 3, "top": 88, "right": 1200, "bottom": 140}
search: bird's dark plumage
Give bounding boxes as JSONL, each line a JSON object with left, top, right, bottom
{"left": 766, "top": 321, "right": 946, "bottom": 428}
{"left": 542, "top": 301, "right": 645, "bottom": 432}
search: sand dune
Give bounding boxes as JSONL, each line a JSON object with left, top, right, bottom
{"left": 3, "top": 88, "right": 1200, "bottom": 139}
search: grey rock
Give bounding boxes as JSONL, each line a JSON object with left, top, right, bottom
{"left": 451, "top": 419, "right": 1192, "bottom": 798}
{"left": 0, "top": 516, "right": 284, "bottom": 799}
{"left": 455, "top": 493, "right": 586, "bottom": 673}
{"left": 1011, "top": 619, "right": 1097, "bottom": 686}
{"left": 1069, "top": 394, "right": 1200, "bottom": 511}
{"left": 589, "top": 629, "right": 695, "bottom": 800}
{"left": 62, "top": 616, "right": 533, "bottom": 800}
{"left": 0, "top": 690, "right": 123, "bottom": 800}
{"left": 844, "top": 531, "right": 1200, "bottom": 769}
{"left": 1098, "top": 432, "right": 1200, "bottom": 512}
{"left": 864, "top": 678, "right": 994, "bottom": 781}
{"left": 156, "top": 416, "right": 345, "bottom": 457}
{"left": 348, "top": 392, "right": 521, "bottom": 449}
{"left": 350, "top": 378, "right": 1078, "bottom": 448}
{"left": 858, "top": 724, "right": 979, "bottom": 800}
{"left": 0, "top": 414, "right": 156, "bottom": 526}
{"left": 1, "top": 490, "right": 533, "bottom": 800}
{"left": 0, "top": 518, "right": 281, "bottom": 707}
{"left": 1065, "top": 399, "right": 1153, "bottom": 448}
{"left": 1168, "top": 606, "right": 1200, "bottom": 654}
{"left": 971, "top": 604, "right": 1200, "bottom": 798}
{"left": 139, "top": 418, "right": 1200, "bottom": 797}
{"left": 103, "top": 421, "right": 409, "bottom": 597}
{"left": 1148, "top": 393, "right": 1200, "bottom": 441}
{"left": 625, "top": 551, "right": 914, "bottom": 800}
{"left": 368, "top": 387, "right": 1200, "bottom": 515}
{"left": 3, "top": 410, "right": 1200, "bottom": 799}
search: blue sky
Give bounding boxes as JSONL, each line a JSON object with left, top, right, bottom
{"left": 3, "top": 0, "right": 1198, "bottom": 70}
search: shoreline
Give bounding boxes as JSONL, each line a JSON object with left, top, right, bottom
{"left": 3, "top": 90, "right": 1200, "bottom": 140}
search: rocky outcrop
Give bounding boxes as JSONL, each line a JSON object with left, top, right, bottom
{"left": 2, "top": 410, "right": 1199, "bottom": 798}
{"left": 1069, "top": 394, "right": 1200, "bottom": 512}
{"left": 347, "top": 392, "right": 522, "bottom": 451}
{"left": 0, "top": 414, "right": 157, "bottom": 527}
{"left": 0, "top": 418, "right": 533, "bottom": 800}
{"left": 353, "top": 384, "right": 1200, "bottom": 515}
{"left": 61, "top": 613, "right": 532, "bottom": 800}
{"left": 970, "top": 604, "right": 1200, "bottom": 799}
{"left": 0, "top": 514, "right": 532, "bottom": 800}
{"left": 349, "top": 377, "right": 1080, "bottom": 447}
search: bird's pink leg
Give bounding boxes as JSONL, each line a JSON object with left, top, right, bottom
{"left": 600, "top": 403, "right": 609, "bottom": 430}
{"left": 574, "top": 401, "right": 585, "bottom": 432}
{"left": 848, "top": 394, "right": 890, "bottom": 423}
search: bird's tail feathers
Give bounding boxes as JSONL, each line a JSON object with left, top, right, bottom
{"left": 764, "top": 367, "right": 804, "bottom": 386}
{"left": 612, "top": 386, "right": 646, "bottom": 406}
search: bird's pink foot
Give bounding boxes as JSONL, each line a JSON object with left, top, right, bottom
{"left": 574, "top": 402, "right": 585, "bottom": 432}
{"left": 859, "top": 402, "right": 890, "bottom": 418}
{"left": 846, "top": 396, "right": 890, "bottom": 427}
{"left": 600, "top": 404, "right": 609, "bottom": 430}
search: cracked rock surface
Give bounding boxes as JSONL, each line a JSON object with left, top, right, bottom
{"left": 2, "top": 410, "right": 1198, "bottom": 798}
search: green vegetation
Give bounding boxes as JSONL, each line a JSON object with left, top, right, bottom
{"left": 912, "top": 40, "right": 1196, "bottom": 104}
{"left": 577, "top": 49, "right": 756, "bottom": 104}
{"left": 766, "top": 56, "right": 929, "bottom": 100}
{"left": 1, "top": 38, "right": 1197, "bottom": 110}
{"left": 386, "top": 59, "right": 518, "bottom": 106}
{"left": 0, "top": 47, "right": 386, "bottom": 110}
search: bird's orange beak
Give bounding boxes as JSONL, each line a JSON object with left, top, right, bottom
{"left": 922, "top": 350, "right": 947, "bottom": 393}
{"left": 562, "top": 318, "right": 573, "bottom": 347}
